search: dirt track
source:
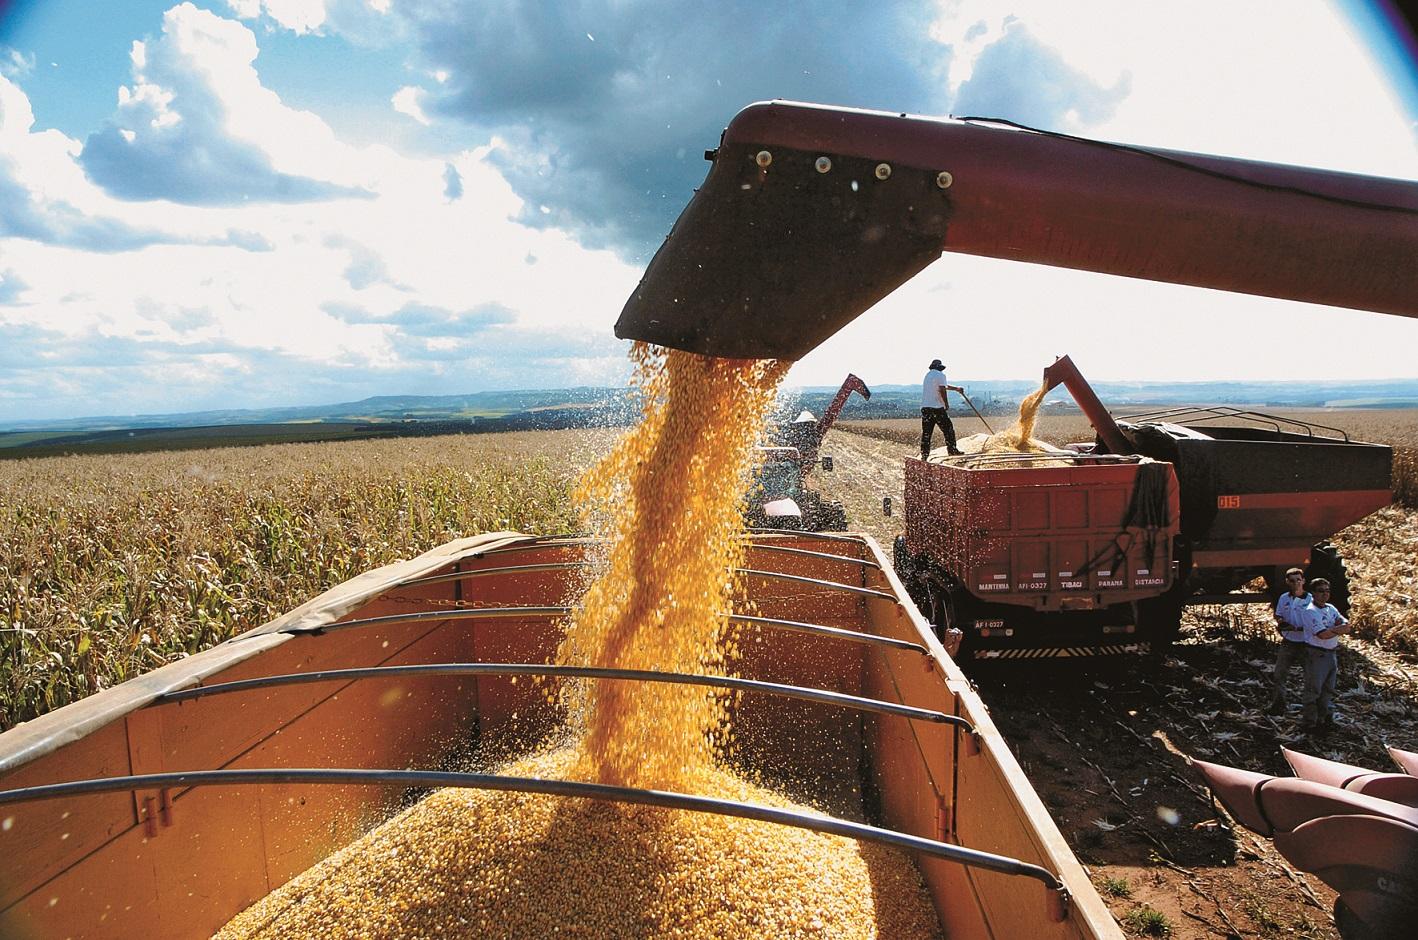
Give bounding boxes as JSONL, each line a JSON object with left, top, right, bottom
{"left": 813, "top": 427, "right": 1418, "bottom": 939}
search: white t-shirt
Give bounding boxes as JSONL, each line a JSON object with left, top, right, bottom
{"left": 921, "top": 370, "right": 949, "bottom": 408}
{"left": 1274, "top": 591, "right": 1312, "bottom": 642}
{"left": 1300, "top": 602, "right": 1348, "bottom": 650}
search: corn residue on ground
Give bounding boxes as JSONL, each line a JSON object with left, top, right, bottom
{"left": 218, "top": 345, "right": 943, "bottom": 939}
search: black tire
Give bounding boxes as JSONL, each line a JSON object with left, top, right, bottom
{"left": 1307, "top": 542, "right": 1351, "bottom": 616}
{"left": 923, "top": 578, "right": 967, "bottom": 660}
{"left": 892, "top": 537, "right": 928, "bottom": 612}
{"left": 892, "top": 535, "right": 913, "bottom": 578}
{"left": 1133, "top": 593, "right": 1185, "bottom": 654}
{"left": 810, "top": 499, "right": 848, "bottom": 532}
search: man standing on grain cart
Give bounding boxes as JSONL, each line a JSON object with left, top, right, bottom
{"left": 1269, "top": 567, "right": 1312, "bottom": 715}
{"left": 920, "top": 359, "right": 964, "bottom": 459}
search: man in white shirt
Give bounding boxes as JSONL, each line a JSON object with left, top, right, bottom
{"left": 1299, "top": 578, "right": 1349, "bottom": 731}
{"left": 1268, "top": 567, "right": 1311, "bottom": 714}
{"left": 920, "top": 359, "right": 964, "bottom": 459}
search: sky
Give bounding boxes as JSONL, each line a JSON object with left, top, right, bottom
{"left": 0, "top": 1, "right": 1416, "bottom": 423}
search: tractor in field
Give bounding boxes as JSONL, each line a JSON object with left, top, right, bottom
{"left": 747, "top": 373, "right": 869, "bottom": 531}
{"left": 891, "top": 354, "right": 1391, "bottom": 660}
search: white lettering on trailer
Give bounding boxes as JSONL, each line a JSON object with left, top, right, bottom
{"left": 1020, "top": 580, "right": 1049, "bottom": 590}
{"left": 1136, "top": 577, "right": 1165, "bottom": 587}
{"left": 1061, "top": 579, "right": 1085, "bottom": 589}
{"left": 978, "top": 582, "right": 1010, "bottom": 592}
{"left": 1098, "top": 578, "right": 1124, "bottom": 588}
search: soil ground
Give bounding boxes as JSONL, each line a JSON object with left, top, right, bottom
{"left": 811, "top": 425, "right": 1418, "bottom": 939}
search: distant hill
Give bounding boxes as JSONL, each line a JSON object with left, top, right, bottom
{"left": 3, "top": 377, "right": 1416, "bottom": 460}
{"left": 0, "top": 387, "right": 634, "bottom": 435}
{"left": 783, "top": 377, "right": 1418, "bottom": 421}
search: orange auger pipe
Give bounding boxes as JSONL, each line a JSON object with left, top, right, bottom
{"left": 1041, "top": 355, "right": 1131, "bottom": 455}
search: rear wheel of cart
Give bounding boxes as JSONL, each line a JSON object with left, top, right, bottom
{"left": 926, "top": 578, "right": 967, "bottom": 660}
{"left": 1306, "top": 542, "right": 1351, "bottom": 616}
{"left": 1133, "top": 593, "right": 1185, "bottom": 656}
{"left": 892, "top": 537, "right": 931, "bottom": 617}
{"left": 810, "top": 498, "right": 848, "bottom": 532}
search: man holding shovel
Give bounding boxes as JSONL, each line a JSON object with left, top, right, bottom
{"left": 921, "top": 358, "right": 964, "bottom": 458}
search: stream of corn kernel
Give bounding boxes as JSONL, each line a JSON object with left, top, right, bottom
{"left": 217, "top": 345, "right": 943, "bottom": 939}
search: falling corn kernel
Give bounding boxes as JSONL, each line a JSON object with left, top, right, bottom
{"left": 217, "top": 346, "right": 943, "bottom": 938}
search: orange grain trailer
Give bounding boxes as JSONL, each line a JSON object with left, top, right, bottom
{"left": 0, "top": 533, "right": 1120, "bottom": 938}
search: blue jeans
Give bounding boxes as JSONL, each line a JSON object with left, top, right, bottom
{"left": 1301, "top": 647, "right": 1338, "bottom": 725}
{"left": 1271, "top": 640, "right": 1307, "bottom": 705}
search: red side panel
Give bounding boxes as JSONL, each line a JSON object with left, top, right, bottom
{"left": 904, "top": 458, "right": 1181, "bottom": 611}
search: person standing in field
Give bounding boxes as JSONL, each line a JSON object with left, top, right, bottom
{"left": 920, "top": 359, "right": 964, "bottom": 459}
{"left": 1299, "top": 578, "right": 1350, "bottom": 732}
{"left": 1268, "top": 567, "right": 1311, "bottom": 715}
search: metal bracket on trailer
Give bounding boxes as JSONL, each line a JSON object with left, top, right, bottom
{"left": 277, "top": 605, "right": 928, "bottom": 656}
{"left": 152, "top": 663, "right": 969, "bottom": 732}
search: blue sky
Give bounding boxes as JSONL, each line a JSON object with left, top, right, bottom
{"left": 0, "top": 1, "right": 1416, "bottom": 422}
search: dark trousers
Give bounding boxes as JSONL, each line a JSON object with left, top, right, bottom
{"left": 1271, "top": 639, "right": 1307, "bottom": 706}
{"left": 920, "top": 407, "right": 957, "bottom": 458}
{"left": 1301, "top": 647, "right": 1338, "bottom": 726}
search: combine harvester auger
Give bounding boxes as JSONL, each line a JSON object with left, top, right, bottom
{"left": 1, "top": 101, "right": 1416, "bottom": 939}
{"left": 749, "top": 372, "right": 870, "bottom": 531}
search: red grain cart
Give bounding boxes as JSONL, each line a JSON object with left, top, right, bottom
{"left": 894, "top": 357, "right": 1391, "bottom": 661}
{"left": 897, "top": 454, "right": 1181, "bottom": 660}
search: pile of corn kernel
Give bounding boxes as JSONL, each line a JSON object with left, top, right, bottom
{"left": 217, "top": 347, "right": 944, "bottom": 938}
{"left": 215, "top": 747, "right": 943, "bottom": 939}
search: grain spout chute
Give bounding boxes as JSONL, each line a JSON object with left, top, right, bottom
{"left": 615, "top": 100, "right": 1418, "bottom": 360}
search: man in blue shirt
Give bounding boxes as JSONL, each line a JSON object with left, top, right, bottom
{"left": 1299, "top": 578, "right": 1350, "bottom": 732}
{"left": 1268, "top": 567, "right": 1310, "bottom": 714}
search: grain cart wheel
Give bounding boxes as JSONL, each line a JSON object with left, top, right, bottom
{"left": 926, "top": 579, "right": 967, "bottom": 660}
{"left": 892, "top": 537, "right": 928, "bottom": 612}
{"left": 1133, "top": 592, "right": 1185, "bottom": 655}
{"left": 1307, "top": 542, "right": 1351, "bottom": 616}
{"left": 807, "top": 497, "right": 848, "bottom": 532}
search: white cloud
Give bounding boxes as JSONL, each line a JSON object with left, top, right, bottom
{"left": 5, "top": 0, "right": 1418, "bottom": 422}
{"left": 391, "top": 86, "right": 430, "bottom": 125}
{"left": 1, "top": 9, "right": 643, "bottom": 421}
{"left": 1, "top": 47, "right": 35, "bottom": 79}
{"left": 932, "top": 1, "right": 1417, "bottom": 179}
{"left": 227, "top": 0, "right": 327, "bottom": 34}
{"left": 82, "top": 4, "right": 397, "bottom": 204}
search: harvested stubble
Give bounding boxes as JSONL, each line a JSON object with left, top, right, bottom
{"left": 220, "top": 346, "right": 943, "bottom": 938}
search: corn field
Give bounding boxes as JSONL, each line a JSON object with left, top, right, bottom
{"left": 1395, "top": 446, "right": 1417, "bottom": 508}
{"left": 0, "top": 434, "right": 599, "bottom": 730}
